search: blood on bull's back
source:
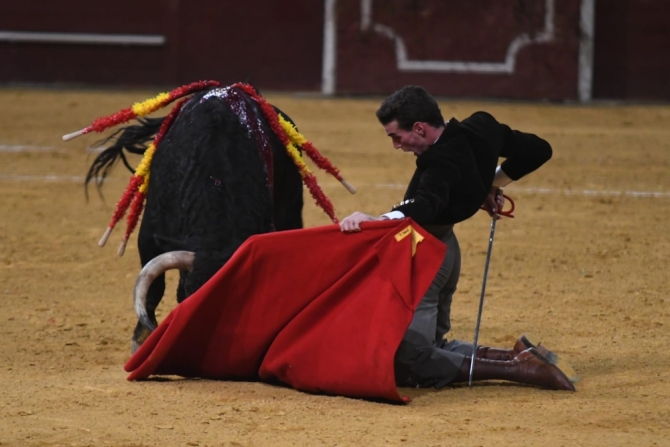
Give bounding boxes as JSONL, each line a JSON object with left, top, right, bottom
{"left": 139, "top": 88, "right": 303, "bottom": 303}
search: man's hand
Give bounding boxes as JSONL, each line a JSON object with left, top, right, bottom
{"left": 339, "top": 212, "right": 384, "bottom": 232}
{"left": 481, "top": 187, "right": 505, "bottom": 220}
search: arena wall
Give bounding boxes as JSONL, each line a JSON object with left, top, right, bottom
{"left": 592, "top": 0, "right": 670, "bottom": 101}
{"left": 0, "top": 0, "right": 324, "bottom": 90}
{"left": 0, "top": 0, "right": 668, "bottom": 101}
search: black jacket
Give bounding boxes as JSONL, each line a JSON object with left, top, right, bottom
{"left": 392, "top": 111, "right": 552, "bottom": 225}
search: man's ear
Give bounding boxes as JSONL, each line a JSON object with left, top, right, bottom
{"left": 412, "top": 122, "right": 426, "bottom": 137}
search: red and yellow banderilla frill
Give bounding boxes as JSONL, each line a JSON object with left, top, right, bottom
{"left": 63, "top": 81, "right": 355, "bottom": 256}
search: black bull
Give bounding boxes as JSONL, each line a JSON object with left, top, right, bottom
{"left": 87, "top": 88, "right": 304, "bottom": 351}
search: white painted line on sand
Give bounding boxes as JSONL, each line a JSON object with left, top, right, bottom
{"left": 0, "top": 174, "right": 86, "bottom": 182}
{"left": 507, "top": 186, "right": 670, "bottom": 199}
{"left": 364, "top": 183, "right": 670, "bottom": 198}
{"left": 1, "top": 144, "right": 107, "bottom": 153}
{"left": 1, "top": 175, "right": 668, "bottom": 199}
{"left": 0, "top": 145, "right": 58, "bottom": 152}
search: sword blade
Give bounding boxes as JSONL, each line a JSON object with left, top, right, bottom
{"left": 469, "top": 217, "right": 497, "bottom": 386}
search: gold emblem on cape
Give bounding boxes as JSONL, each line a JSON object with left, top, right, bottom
{"left": 395, "top": 225, "right": 425, "bottom": 256}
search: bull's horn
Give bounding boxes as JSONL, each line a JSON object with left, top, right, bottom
{"left": 134, "top": 251, "right": 195, "bottom": 332}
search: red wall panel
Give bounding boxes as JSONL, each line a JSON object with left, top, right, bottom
{"left": 173, "top": 1, "right": 324, "bottom": 90}
{"left": 334, "top": 0, "right": 581, "bottom": 100}
{"left": 0, "top": 0, "right": 324, "bottom": 90}
{"left": 593, "top": 0, "right": 670, "bottom": 100}
{"left": 0, "top": 1, "right": 177, "bottom": 86}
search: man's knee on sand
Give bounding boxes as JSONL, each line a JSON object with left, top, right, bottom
{"left": 394, "top": 329, "right": 469, "bottom": 388}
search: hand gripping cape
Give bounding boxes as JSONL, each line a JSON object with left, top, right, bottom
{"left": 124, "top": 219, "right": 446, "bottom": 403}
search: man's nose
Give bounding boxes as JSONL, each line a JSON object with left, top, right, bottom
{"left": 393, "top": 142, "right": 402, "bottom": 149}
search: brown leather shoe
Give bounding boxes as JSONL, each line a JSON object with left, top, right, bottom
{"left": 475, "top": 346, "right": 515, "bottom": 361}
{"left": 454, "top": 348, "right": 576, "bottom": 391}
{"left": 477, "top": 335, "right": 564, "bottom": 363}
{"left": 478, "top": 335, "right": 566, "bottom": 364}
{"left": 513, "top": 333, "right": 555, "bottom": 360}
{"left": 514, "top": 333, "right": 579, "bottom": 383}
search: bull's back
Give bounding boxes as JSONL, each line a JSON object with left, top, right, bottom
{"left": 144, "top": 94, "right": 274, "bottom": 253}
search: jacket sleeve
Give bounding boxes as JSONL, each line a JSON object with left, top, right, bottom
{"left": 498, "top": 125, "right": 552, "bottom": 180}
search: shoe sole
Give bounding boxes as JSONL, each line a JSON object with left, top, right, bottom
{"left": 520, "top": 333, "right": 579, "bottom": 384}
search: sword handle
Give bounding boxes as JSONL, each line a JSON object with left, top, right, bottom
{"left": 498, "top": 194, "right": 515, "bottom": 218}
{"left": 480, "top": 193, "right": 515, "bottom": 218}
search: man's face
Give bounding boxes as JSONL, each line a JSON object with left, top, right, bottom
{"left": 383, "top": 120, "right": 430, "bottom": 156}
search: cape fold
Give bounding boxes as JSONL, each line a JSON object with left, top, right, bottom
{"left": 124, "top": 219, "right": 446, "bottom": 402}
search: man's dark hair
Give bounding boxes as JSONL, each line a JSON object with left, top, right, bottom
{"left": 376, "top": 86, "right": 445, "bottom": 131}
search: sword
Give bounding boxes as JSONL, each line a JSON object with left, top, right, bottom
{"left": 469, "top": 193, "right": 515, "bottom": 386}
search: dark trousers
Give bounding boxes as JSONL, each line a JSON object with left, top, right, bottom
{"left": 395, "top": 225, "right": 473, "bottom": 388}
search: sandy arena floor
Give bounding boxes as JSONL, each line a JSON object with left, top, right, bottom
{"left": 0, "top": 87, "right": 669, "bottom": 447}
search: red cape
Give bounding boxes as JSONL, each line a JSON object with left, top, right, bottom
{"left": 124, "top": 219, "right": 446, "bottom": 403}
